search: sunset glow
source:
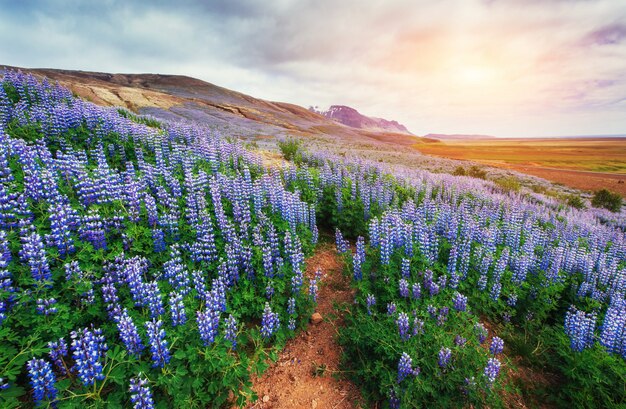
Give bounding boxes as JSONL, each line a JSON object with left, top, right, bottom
{"left": 1, "top": 0, "right": 625, "bottom": 137}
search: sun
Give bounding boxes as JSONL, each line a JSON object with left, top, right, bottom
{"left": 458, "top": 65, "right": 496, "bottom": 85}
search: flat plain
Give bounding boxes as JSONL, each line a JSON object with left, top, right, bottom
{"left": 414, "top": 137, "right": 626, "bottom": 195}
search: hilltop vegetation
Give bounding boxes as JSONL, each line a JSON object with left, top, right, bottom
{"left": 0, "top": 72, "right": 624, "bottom": 408}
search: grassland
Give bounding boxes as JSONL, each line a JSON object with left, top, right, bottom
{"left": 415, "top": 137, "right": 626, "bottom": 196}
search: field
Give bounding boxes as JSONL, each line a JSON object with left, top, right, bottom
{"left": 415, "top": 138, "right": 626, "bottom": 196}
{"left": 0, "top": 72, "right": 625, "bottom": 409}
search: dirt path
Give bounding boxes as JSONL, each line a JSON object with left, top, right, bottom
{"left": 247, "top": 243, "right": 363, "bottom": 409}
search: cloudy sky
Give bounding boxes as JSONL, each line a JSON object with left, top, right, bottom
{"left": 1, "top": 0, "right": 626, "bottom": 137}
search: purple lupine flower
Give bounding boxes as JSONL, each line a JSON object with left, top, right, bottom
{"left": 309, "top": 271, "right": 320, "bottom": 303}
{"left": 452, "top": 292, "right": 468, "bottom": 312}
{"left": 396, "top": 312, "right": 410, "bottom": 341}
{"left": 564, "top": 306, "right": 597, "bottom": 353}
{"left": 490, "top": 336, "right": 504, "bottom": 355}
{"left": 475, "top": 322, "right": 488, "bottom": 344}
{"left": 438, "top": 347, "right": 452, "bottom": 368}
{"left": 412, "top": 318, "right": 424, "bottom": 336}
{"left": 335, "top": 228, "right": 347, "bottom": 254}
{"left": 397, "top": 352, "right": 419, "bottom": 383}
{"left": 287, "top": 297, "right": 296, "bottom": 315}
{"left": 599, "top": 299, "right": 625, "bottom": 355}
{"left": 70, "top": 326, "right": 108, "bottom": 386}
{"left": 19, "top": 231, "right": 51, "bottom": 282}
{"left": 117, "top": 309, "right": 144, "bottom": 358}
{"left": 26, "top": 358, "right": 57, "bottom": 406}
{"left": 168, "top": 292, "right": 186, "bottom": 327}
{"left": 411, "top": 283, "right": 421, "bottom": 299}
{"left": 129, "top": 375, "right": 155, "bottom": 409}
{"left": 224, "top": 314, "right": 238, "bottom": 349}
{"left": 197, "top": 308, "right": 220, "bottom": 346}
{"left": 455, "top": 335, "right": 467, "bottom": 347}
{"left": 484, "top": 358, "right": 501, "bottom": 386}
{"left": 401, "top": 258, "right": 410, "bottom": 279}
{"left": 366, "top": 294, "right": 376, "bottom": 315}
{"left": 288, "top": 317, "right": 296, "bottom": 331}
{"left": 144, "top": 319, "right": 170, "bottom": 368}
{"left": 261, "top": 302, "right": 280, "bottom": 339}
{"left": 353, "top": 236, "right": 365, "bottom": 281}
{"left": 399, "top": 279, "right": 409, "bottom": 298}
{"left": 48, "top": 338, "right": 68, "bottom": 375}
{"left": 387, "top": 302, "right": 397, "bottom": 316}
{"left": 36, "top": 298, "right": 58, "bottom": 315}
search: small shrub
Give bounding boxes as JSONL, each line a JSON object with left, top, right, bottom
{"left": 467, "top": 165, "right": 487, "bottom": 179}
{"left": 494, "top": 176, "right": 521, "bottom": 193}
{"left": 278, "top": 138, "right": 302, "bottom": 162}
{"left": 566, "top": 194, "right": 586, "bottom": 210}
{"left": 591, "top": 189, "right": 622, "bottom": 212}
{"left": 453, "top": 166, "right": 467, "bottom": 176}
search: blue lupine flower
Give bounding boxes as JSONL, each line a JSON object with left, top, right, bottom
{"left": 197, "top": 308, "right": 220, "bottom": 346}
{"left": 484, "top": 358, "right": 501, "bottom": 386}
{"left": 396, "top": 312, "right": 410, "bottom": 341}
{"left": 129, "top": 375, "right": 155, "bottom": 409}
{"left": 261, "top": 302, "right": 280, "bottom": 339}
{"left": 144, "top": 319, "right": 170, "bottom": 368}
{"left": 48, "top": 337, "right": 68, "bottom": 375}
{"left": 366, "top": 294, "right": 376, "bottom": 315}
{"left": 397, "top": 352, "right": 419, "bottom": 383}
{"left": 438, "top": 347, "right": 452, "bottom": 368}
{"left": 224, "top": 314, "right": 238, "bottom": 349}
{"left": 452, "top": 292, "right": 467, "bottom": 312}
{"left": 27, "top": 358, "right": 57, "bottom": 406}
{"left": 490, "top": 336, "right": 504, "bottom": 355}
{"left": 117, "top": 308, "right": 144, "bottom": 358}
{"left": 399, "top": 279, "right": 409, "bottom": 298}
{"left": 168, "top": 292, "right": 187, "bottom": 327}
{"left": 70, "top": 326, "right": 107, "bottom": 386}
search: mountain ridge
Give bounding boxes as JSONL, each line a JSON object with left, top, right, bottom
{"left": 310, "top": 104, "right": 412, "bottom": 134}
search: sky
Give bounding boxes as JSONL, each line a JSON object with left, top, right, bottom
{"left": 1, "top": 0, "right": 626, "bottom": 137}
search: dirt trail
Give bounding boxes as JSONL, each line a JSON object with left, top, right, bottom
{"left": 247, "top": 243, "right": 363, "bottom": 409}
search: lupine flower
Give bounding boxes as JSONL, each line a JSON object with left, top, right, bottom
{"left": 288, "top": 317, "right": 296, "bottom": 331}
{"left": 455, "top": 335, "right": 467, "bottom": 347}
{"left": 387, "top": 302, "right": 397, "bottom": 316}
{"left": 26, "top": 358, "right": 57, "bottom": 406}
{"left": 287, "top": 297, "right": 296, "bottom": 315}
{"left": 261, "top": 302, "right": 280, "bottom": 339}
{"left": 70, "top": 326, "right": 108, "bottom": 386}
{"left": 438, "top": 347, "right": 452, "bottom": 368}
{"left": 401, "top": 258, "right": 410, "bottom": 279}
{"left": 129, "top": 375, "right": 155, "bottom": 409}
{"left": 396, "top": 312, "right": 410, "bottom": 341}
{"left": 411, "top": 283, "right": 421, "bottom": 299}
{"left": 36, "top": 298, "right": 58, "bottom": 315}
{"left": 145, "top": 319, "right": 170, "bottom": 368}
{"left": 412, "top": 318, "right": 424, "bottom": 336}
{"left": 397, "top": 352, "right": 419, "bottom": 383}
{"left": 168, "top": 292, "right": 187, "bottom": 327}
{"left": 117, "top": 309, "right": 144, "bottom": 358}
{"left": 48, "top": 338, "right": 68, "bottom": 375}
{"left": 490, "top": 336, "right": 504, "bottom": 355}
{"left": 353, "top": 236, "right": 365, "bottom": 281}
{"left": 366, "top": 294, "right": 376, "bottom": 315}
{"left": 452, "top": 292, "right": 467, "bottom": 312}
{"left": 399, "top": 279, "right": 409, "bottom": 298}
{"left": 484, "top": 358, "right": 501, "bottom": 386}
{"left": 474, "top": 323, "right": 488, "bottom": 344}
{"left": 224, "top": 314, "right": 238, "bottom": 349}
{"left": 197, "top": 308, "right": 220, "bottom": 346}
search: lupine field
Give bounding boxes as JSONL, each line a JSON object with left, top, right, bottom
{"left": 0, "top": 71, "right": 625, "bottom": 408}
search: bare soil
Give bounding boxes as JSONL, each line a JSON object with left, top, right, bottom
{"left": 247, "top": 243, "right": 363, "bottom": 409}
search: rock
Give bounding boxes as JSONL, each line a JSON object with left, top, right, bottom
{"left": 311, "top": 312, "right": 323, "bottom": 324}
{"left": 311, "top": 399, "right": 318, "bottom": 408}
{"left": 263, "top": 395, "right": 270, "bottom": 403}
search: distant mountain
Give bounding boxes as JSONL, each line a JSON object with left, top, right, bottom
{"left": 424, "top": 133, "right": 497, "bottom": 140}
{"left": 311, "top": 105, "right": 412, "bottom": 134}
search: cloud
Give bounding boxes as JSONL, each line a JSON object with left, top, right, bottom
{"left": 0, "top": 0, "right": 625, "bottom": 136}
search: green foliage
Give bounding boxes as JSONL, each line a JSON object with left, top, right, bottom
{"left": 494, "top": 176, "right": 521, "bottom": 193}
{"left": 452, "top": 166, "right": 466, "bottom": 176}
{"left": 277, "top": 138, "right": 303, "bottom": 163}
{"left": 566, "top": 194, "right": 586, "bottom": 210}
{"left": 591, "top": 189, "right": 622, "bottom": 212}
